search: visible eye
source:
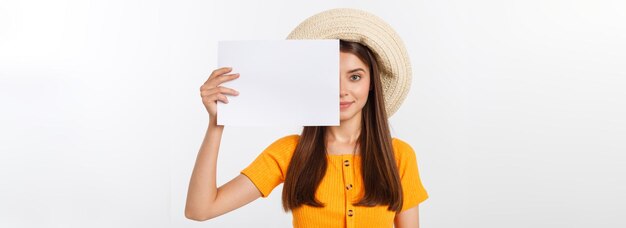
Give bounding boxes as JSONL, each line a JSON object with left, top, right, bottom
{"left": 350, "top": 75, "right": 361, "bottom": 81}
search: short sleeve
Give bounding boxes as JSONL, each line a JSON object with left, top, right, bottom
{"left": 240, "top": 134, "right": 299, "bottom": 198}
{"left": 394, "top": 138, "right": 429, "bottom": 212}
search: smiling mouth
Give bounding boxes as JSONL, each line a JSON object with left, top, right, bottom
{"left": 340, "top": 101, "right": 354, "bottom": 109}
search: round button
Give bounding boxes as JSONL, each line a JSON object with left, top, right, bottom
{"left": 347, "top": 209, "right": 354, "bottom": 216}
{"left": 346, "top": 184, "right": 353, "bottom": 190}
{"left": 344, "top": 160, "right": 350, "bottom": 166}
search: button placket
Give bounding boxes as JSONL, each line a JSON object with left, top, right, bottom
{"left": 343, "top": 159, "right": 352, "bottom": 190}
{"left": 343, "top": 155, "right": 356, "bottom": 228}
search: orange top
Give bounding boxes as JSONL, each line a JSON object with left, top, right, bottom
{"left": 241, "top": 134, "right": 428, "bottom": 228}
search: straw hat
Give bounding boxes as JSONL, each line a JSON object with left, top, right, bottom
{"left": 286, "top": 8, "right": 412, "bottom": 117}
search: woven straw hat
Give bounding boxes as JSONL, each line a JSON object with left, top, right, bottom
{"left": 287, "top": 8, "right": 412, "bottom": 117}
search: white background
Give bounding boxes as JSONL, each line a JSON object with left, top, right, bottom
{"left": 1, "top": 0, "right": 625, "bottom": 227}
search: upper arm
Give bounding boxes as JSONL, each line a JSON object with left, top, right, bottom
{"left": 394, "top": 205, "right": 419, "bottom": 228}
{"left": 395, "top": 138, "right": 429, "bottom": 212}
{"left": 393, "top": 138, "right": 427, "bottom": 227}
{"left": 192, "top": 135, "right": 297, "bottom": 220}
{"left": 202, "top": 174, "right": 262, "bottom": 220}
{"left": 238, "top": 135, "right": 298, "bottom": 198}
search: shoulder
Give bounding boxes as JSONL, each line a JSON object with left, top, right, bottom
{"left": 391, "top": 137, "right": 417, "bottom": 162}
{"left": 262, "top": 134, "right": 300, "bottom": 158}
{"left": 269, "top": 134, "right": 300, "bottom": 149}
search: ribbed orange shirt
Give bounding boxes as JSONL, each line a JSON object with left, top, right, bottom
{"left": 241, "top": 134, "right": 428, "bottom": 228}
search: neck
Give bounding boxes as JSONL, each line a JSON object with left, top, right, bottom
{"left": 326, "top": 113, "right": 362, "bottom": 144}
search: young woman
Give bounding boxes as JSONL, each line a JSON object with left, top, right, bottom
{"left": 186, "top": 8, "right": 428, "bottom": 228}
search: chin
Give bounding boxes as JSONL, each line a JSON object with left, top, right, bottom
{"left": 339, "top": 110, "right": 361, "bottom": 122}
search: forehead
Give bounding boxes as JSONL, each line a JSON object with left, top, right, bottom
{"left": 339, "top": 52, "right": 368, "bottom": 70}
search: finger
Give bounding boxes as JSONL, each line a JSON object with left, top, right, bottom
{"left": 211, "top": 67, "right": 232, "bottom": 77}
{"left": 200, "top": 90, "right": 212, "bottom": 99}
{"left": 216, "top": 93, "right": 229, "bottom": 104}
{"left": 200, "top": 89, "right": 229, "bottom": 103}
{"left": 201, "top": 87, "right": 228, "bottom": 96}
{"left": 204, "top": 73, "right": 239, "bottom": 88}
{"left": 217, "top": 86, "right": 240, "bottom": 96}
{"left": 206, "top": 67, "right": 233, "bottom": 83}
{"left": 215, "top": 73, "right": 240, "bottom": 84}
{"left": 200, "top": 87, "right": 220, "bottom": 97}
{"left": 204, "top": 73, "right": 240, "bottom": 88}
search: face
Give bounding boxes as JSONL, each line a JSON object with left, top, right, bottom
{"left": 339, "top": 51, "right": 371, "bottom": 122}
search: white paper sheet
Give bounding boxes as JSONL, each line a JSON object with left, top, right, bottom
{"left": 217, "top": 40, "right": 339, "bottom": 126}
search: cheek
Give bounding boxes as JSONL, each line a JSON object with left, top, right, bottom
{"left": 357, "top": 81, "right": 370, "bottom": 102}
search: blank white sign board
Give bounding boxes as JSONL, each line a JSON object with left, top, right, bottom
{"left": 217, "top": 40, "right": 339, "bottom": 126}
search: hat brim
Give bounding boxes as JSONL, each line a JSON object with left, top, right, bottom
{"left": 286, "top": 8, "right": 412, "bottom": 117}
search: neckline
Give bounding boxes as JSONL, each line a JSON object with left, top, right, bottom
{"left": 327, "top": 154, "right": 361, "bottom": 156}
{"left": 326, "top": 142, "right": 360, "bottom": 157}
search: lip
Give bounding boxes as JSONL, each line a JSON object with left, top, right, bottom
{"left": 340, "top": 101, "right": 354, "bottom": 109}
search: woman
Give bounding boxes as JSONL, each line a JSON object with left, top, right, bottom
{"left": 186, "top": 8, "right": 428, "bottom": 228}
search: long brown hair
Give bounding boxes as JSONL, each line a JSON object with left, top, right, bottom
{"left": 282, "top": 40, "right": 403, "bottom": 212}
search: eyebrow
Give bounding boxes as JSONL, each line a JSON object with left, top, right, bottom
{"left": 347, "top": 68, "right": 366, "bottom": 73}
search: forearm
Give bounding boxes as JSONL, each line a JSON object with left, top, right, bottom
{"left": 185, "top": 117, "right": 224, "bottom": 219}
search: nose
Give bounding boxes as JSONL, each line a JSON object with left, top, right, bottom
{"left": 339, "top": 76, "right": 348, "bottom": 97}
